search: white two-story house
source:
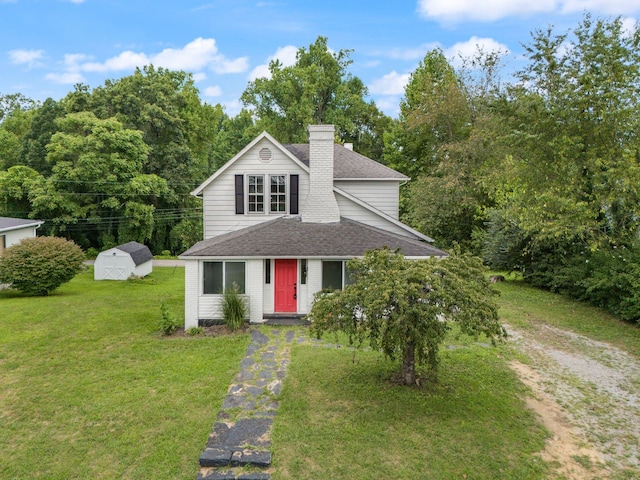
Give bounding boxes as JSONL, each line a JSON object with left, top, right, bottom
{"left": 180, "top": 124, "right": 446, "bottom": 327}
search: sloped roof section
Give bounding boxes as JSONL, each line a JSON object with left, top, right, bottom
{"left": 0, "top": 217, "right": 43, "bottom": 233}
{"left": 116, "top": 241, "right": 153, "bottom": 266}
{"left": 283, "top": 144, "right": 408, "bottom": 180}
{"left": 180, "top": 217, "right": 446, "bottom": 258}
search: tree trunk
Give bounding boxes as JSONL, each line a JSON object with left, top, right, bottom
{"left": 402, "top": 341, "right": 416, "bottom": 385}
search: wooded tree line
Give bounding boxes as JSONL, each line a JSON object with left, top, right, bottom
{"left": 1, "top": 16, "right": 639, "bottom": 322}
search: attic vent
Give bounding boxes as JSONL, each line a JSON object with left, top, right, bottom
{"left": 259, "top": 147, "right": 272, "bottom": 163}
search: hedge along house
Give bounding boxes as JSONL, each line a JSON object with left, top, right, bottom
{"left": 180, "top": 125, "right": 446, "bottom": 328}
{"left": 0, "top": 217, "right": 44, "bottom": 256}
{"left": 94, "top": 241, "right": 153, "bottom": 280}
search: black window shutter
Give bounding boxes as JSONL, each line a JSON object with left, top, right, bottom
{"left": 290, "top": 174, "right": 299, "bottom": 214}
{"left": 235, "top": 175, "right": 244, "bottom": 214}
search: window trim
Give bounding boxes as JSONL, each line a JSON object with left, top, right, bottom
{"left": 242, "top": 173, "right": 290, "bottom": 215}
{"left": 247, "top": 174, "right": 265, "bottom": 214}
{"left": 203, "top": 260, "right": 246, "bottom": 295}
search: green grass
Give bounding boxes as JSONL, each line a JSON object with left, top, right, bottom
{"left": 0, "top": 268, "right": 250, "bottom": 480}
{"left": 272, "top": 339, "right": 549, "bottom": 479}
{"left": 494, "top": 276, "right": 640, "bottom": 358}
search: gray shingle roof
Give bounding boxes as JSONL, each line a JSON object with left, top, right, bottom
{"left": 115, "top": 241, "right": 153, "bottom": 266}
{"left": 0, "top": 217, "right": 43, "bottom": 232}
{"left": 180, "top": 217, "right": 446, "bottom": 258}
{"left": 283, "top": 144, "right": 408, "bottom": 180}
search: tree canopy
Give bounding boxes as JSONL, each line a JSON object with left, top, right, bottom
{"left": 242, "top": 36, "right": 391, "bottom": 160}
{"left": 308, "top": 249, "right": 505, "bottom": 385}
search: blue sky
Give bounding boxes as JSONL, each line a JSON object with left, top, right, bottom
{"left": 2, "top": 0, "right": 640, "bottom": 117}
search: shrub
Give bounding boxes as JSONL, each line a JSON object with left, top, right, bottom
{"left": 222, "top": 283, "right": 247, "bottom": 332}
{"left": 159, "top": 300, "right": 180, "bottom": 335}
{"left": 0, "top": 236, "right": 85, "bottom": 295}
{"left": 186, "top": 326, "right": 204, "bottom": 336}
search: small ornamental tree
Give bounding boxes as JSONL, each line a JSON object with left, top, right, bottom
{"left": 0, "top": 236, "right": 85, "bottom": 295}
{"left": 308, "top": 248, "right": 506, "bottom": 385}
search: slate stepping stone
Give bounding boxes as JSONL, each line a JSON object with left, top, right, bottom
{"left": 221, "top": 417, "right": 273, "bottom": 448}
{"left": 199, "top": 447, "right": 233, "bottom": 467}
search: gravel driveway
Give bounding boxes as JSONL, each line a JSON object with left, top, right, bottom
{"left": 507, "top": 323, "right": 640, "bottom": 479}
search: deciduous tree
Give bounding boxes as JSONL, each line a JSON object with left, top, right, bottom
{"left": 308, "top": 249, "right": 505, "bottom": 385}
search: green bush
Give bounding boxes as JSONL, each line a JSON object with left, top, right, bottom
{"left": 222, "top": 283, "right": 247, "bottom": 332}
{"left": 186, "top": 326, "right": 204, "bottom": 336}
{"left": 159, "top": 300, "right": 180, "bottom": 335}
{"left": 0, "top": 236, "right": 85, "bottom": 296}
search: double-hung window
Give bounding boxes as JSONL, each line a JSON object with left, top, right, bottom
{"left": 236, "top": 174, "right": 298, "bottom": 215}
{"left": 270, "top": 175, "right": 286, "bottom": 212}
{"left": 248, "top": 175, "right": 264, "bottom": 213}
{"left": 203, "top": 261, "right": 246, "bottom": 294}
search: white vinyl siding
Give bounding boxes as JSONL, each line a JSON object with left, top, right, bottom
{"left": 202, "top": 139, "right": 309, "bottom": 239}
{"left": 335, "top": 191, "right": 419, "bottom": 238}
{"left": 333, "top": 180, "right": 401, "bottom": 219}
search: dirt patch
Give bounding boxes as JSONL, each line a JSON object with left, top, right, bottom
{"left": 508, "top": 323, "right": 640, "bottom": 478}
{"left": 510, "top": 360, "right": 608, "bottom": 479}
{"left": 164, "top": 325, "right": 247, "bottom": 338}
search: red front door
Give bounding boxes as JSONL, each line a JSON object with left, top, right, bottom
{"left": 274, "top": 259, "right": 297, "bottom": 312}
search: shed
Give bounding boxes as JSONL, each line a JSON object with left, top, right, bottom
{"left": 94, "top": 241, "right": 153, "bottom": 280}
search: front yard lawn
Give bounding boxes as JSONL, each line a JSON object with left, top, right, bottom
{"left": 0, "top": 268, "right": 249, "bottom": 480}
{"left": 272, "top": 337, "right": 549, "bottom": 479}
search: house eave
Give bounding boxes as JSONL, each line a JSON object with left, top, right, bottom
{"left": 0, "top": 220, "right": 44, "bottom": 234}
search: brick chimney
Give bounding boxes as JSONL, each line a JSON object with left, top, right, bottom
{"left": 301, "top": 124, "right": 340, "bottom": 223}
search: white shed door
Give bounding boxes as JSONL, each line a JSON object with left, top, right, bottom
{"left": 103, "top": 254, "right": 129, "bottom": 280}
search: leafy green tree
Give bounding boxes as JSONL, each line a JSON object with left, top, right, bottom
{"left": 0, "top": 107, "right": 36, "bottom": 170}
{"left": 36, "top": 112, "right": 159, "bottom": 247}
{"left": 498, "top": 14, "right": 640, "bottom": 248}
{"left": 308, "top": 249, "right": 505, "bottom": 385}
{"left": 386, "top": 49, "right": 505, "bottom": 251}
{"left": 0, "top": 93, "right": 39, "bottom": 122}
{"left": 384, "top": 49, "right": 471, "bottom": 179}
{"left": 208, "top": 109, "right": 261, "bottom": 172}
{"left": 241, "top": 36, "right": 390, "bottom": 159}
{"left": 0, "top": 165, "right": 46, "bottom": 217}
{"left": 19, "top": 98, "right": 66, "bottom": 175}
{"left": 0, "top": 236, "right": 85, "bottom": 296}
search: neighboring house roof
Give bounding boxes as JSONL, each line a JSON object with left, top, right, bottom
{"left": 180, "top": 216, "right": 446, "bottom": 258}
{"left": 283, "top": 144, "right": 409, "bottom": 180}
{"left": 0, "top": 217, "right": 44, "bottom": 233}
{"left": 114, "top": 241, "right": 153, "bottom": 266}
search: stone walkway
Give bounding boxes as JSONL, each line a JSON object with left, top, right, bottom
{"left": 196, "top": 328, "right": 297, "bottom": 480}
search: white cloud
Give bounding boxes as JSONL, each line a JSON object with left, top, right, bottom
{"left": 45, "top": 72, "right": 85, "bottom": 84}
{"left": 192, "top": 72, "right": 207, "bottom": 82}
{"left": 445, "top": 36, "right": 509, "bottom": 66}
{"left": 222, "top": 99, "right": 242, "bottom": 116}
{"left": 152, "top": 37, "right": 219, "bottom": 70}
{"left": 9, "top": 49, "right": 45, "bottom": 68}
{"left": 377, "top": 42, "right": 441, "bottom": 61}
{"left": 249, "top": 45, "right": 298, "bottom": 80}
{"left": 59, "top": 37, "right": 248, "bottom": 75}
{"left": 374, "top": 96, "right": 401, "bottom": 117}
{"left": 621, "top": 16, "right": 638, "bottom": 37}
{"left": 560, "top": 0, "right": 640, "bottom": 15}
{"left": 204, "top": 85, "right": 222, "bottom": 97}
{"left": 369, "top": 71, "right": 410, "bottom": 96}
{"left": 214, "top": 56, "right": 250, "bottom": 74}
{"left": 81, "top": 50, "right": 150, "bottom": 72}
{"left": 417, "top": 0, "right": 640, "bottom": 22}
